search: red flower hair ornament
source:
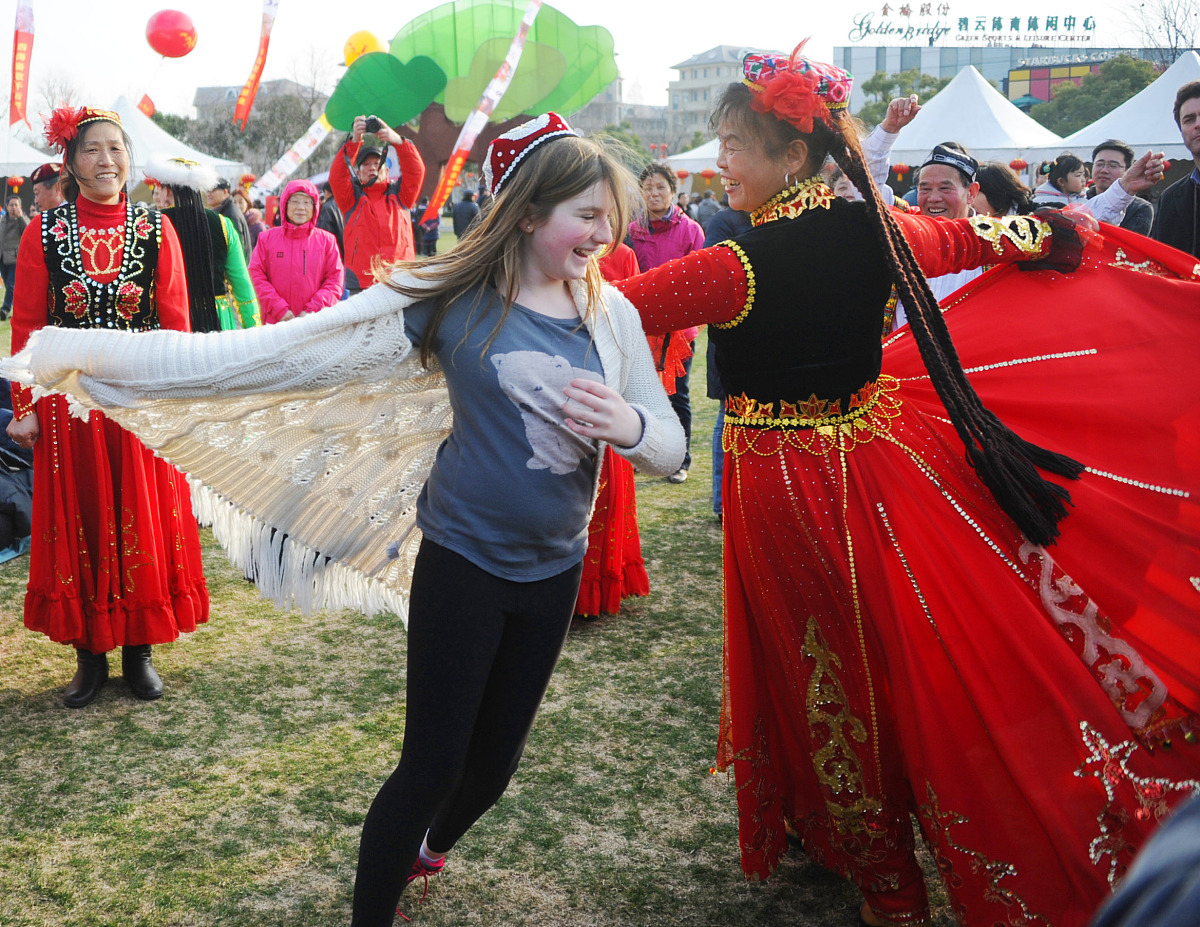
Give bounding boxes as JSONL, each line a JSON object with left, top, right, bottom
{"left": 43, "top": 106, "right": 122, "bottom": 154}
{"left": 742, "top": 41, "right": 853, "bottom": 134}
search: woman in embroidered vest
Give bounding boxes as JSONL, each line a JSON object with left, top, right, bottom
{"left": 6, "top": 107, "right": 209, "bottom": 708}
{"left": 615, "top": 45, "right": 1200, "bottom": 927}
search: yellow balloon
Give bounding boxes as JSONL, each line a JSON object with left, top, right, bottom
{"left": 343, "top": 31, "right": 385, "bottom": 67}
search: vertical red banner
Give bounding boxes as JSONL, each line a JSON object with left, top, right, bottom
{"left": 138, "top": 95, "right": 156, "bottom": 118}
{"left": 233, "top": 0, "right": 279, "bottom": 131}
{"left": 9, "top": 0, "right": 34, "bottom": 128}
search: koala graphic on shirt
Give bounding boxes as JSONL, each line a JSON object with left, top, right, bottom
{"left": 491, "top": 349, "right": 603, "bottom": 475}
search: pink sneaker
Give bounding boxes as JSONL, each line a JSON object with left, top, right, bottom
{"left": 405, "top": 854, "right": 445, "bottom": 904}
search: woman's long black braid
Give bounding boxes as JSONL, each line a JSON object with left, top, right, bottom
{"left": 828, "top": 119, "right": 1084, "bottom": 547}
{"left": 163, "top": 185, "right": 222, "bottom": 333}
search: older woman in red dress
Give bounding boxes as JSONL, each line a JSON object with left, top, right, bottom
{"left": 616, "top": 46, "right": 1200, "bottom": 927}
{"left": 6, "top": 107, "right": 208, "bottom": 707}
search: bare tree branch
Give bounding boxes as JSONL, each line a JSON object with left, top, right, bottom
{"left": 1124, "top": 0, "right": 1200, "bottom": 69}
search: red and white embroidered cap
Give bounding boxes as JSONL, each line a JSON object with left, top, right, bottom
{"left": 483, "top": 112, "right": 577, "bottom": 197}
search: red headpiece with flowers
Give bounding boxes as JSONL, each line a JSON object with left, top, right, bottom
{"left": 43, "top": 106, "right": 122, "bottom": 154}
{"left": 742, "top": 42, "right": 853, "bottom": 134}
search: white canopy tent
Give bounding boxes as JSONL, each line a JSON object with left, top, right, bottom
{"left": 0, "top": 134, "right": 54, "bottom": 176}
{"left": 1026, "top": 51, "right": 1200, "bottom": 162}
{"left": 111, "top": 96, "right": 247, "bottom": 185}
{"left": 667, "top": 137, "right": 718, "bottom": 176}
{"left": 886, "top": 65, "right": 1065, "bottom": 166}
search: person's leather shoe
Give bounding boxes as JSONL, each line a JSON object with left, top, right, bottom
{"left": 121, "top": 645, "right": 163, "bottom": 701}
{"left": 63, "top": 648, "right": 109, "bottom": 708}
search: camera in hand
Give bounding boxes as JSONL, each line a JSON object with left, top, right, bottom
{"left": 364, "top": 116, "right": 383, "bottom": 135}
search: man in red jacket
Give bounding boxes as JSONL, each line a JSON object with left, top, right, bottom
{"left": 330, "top": 114, "right": 426, "bottom": 292}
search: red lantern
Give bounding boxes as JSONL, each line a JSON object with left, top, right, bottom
{"left": 699, "top": 168, "right": 717, "bottom": 179}
{"left": 8, "top": 176, "right": 24, "bottom": 190}
{"left": 675, "top": 169, "right": 689, "bottom": 179}
{"left": 893, "top": 162, "right": 910, "bottom": 178}
{"left": 649, "top": 144, "right": 658, "bottom": 152}
{"left": 146, "top": 10, "right": 198, "bottom": 59}
{"left": 1009, "top": 158, "right": 1029, "bottom": 171}
{"left": 240, "top": 173, "right": 256, "bottom": 189}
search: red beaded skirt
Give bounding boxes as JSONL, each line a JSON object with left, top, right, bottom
{"left": 24, "top": 396, "right": 209, "bottom": 653}
{"left": 716, "top": 227, "right": 1200, "bottom": 926}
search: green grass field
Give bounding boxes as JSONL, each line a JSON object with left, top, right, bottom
{"left": 0, "top": 312, "right": 954, "bottom": 925}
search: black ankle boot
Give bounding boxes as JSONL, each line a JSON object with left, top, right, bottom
{"left": 63, "top": 648, "right": 109, "bottom": 708}
{"left": 121, "top": 645, "right": 163, "bottom": 701}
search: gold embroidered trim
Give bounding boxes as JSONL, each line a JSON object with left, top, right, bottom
{"left": 802, "top": 617, "right": 880, "bottom": 834}
{"left": 712, "top": 240, "right": 756, "bottom": 329}
{"left": 750, "top": 176, "right": 835, "bottom": 226}
{"left": 968, "top": 214, "right": 1051, "bottom": 255}
{"left": 1108, "top": 247, "right": 1177, "bottom": 277}
{"left": 917, "top": 783, "right": 1054, "bottom": 926}
{"left": 724, "top": 377, "right": 903, "bottom": 457}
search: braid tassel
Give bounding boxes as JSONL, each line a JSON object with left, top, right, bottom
{"left": 834, "top": 126, "right": 1083, "bottom": 547}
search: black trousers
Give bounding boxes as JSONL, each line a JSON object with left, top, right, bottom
{"left": 351, "top": 540, "right": 582, "bottom": 925}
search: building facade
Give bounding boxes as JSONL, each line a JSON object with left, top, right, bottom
{"left": 834, "top": 46, "right": 1170, "bottom": 113}
{"left": 667, "top": 45, "right": 781, "bottom": 143}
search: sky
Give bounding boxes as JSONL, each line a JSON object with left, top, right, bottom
{"left": 0, "top": 0, "right": 1159, "bottom": 141}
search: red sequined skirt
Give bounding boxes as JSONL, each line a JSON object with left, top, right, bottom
{"left": 717, "top": 227, "right": 1200, "bottom": 926}
{"left": 24, "top": 396, "right": 210, "bottom": 653}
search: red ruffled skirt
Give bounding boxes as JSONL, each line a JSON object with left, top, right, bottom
{"left": 574, "top": 447, "right": 649, "bottom": 617}
{"left": 717, "top": 227, "right": 1200, "bottom": 926}
{"left": 24, "top": 396, "right": 209, "bottom": 653}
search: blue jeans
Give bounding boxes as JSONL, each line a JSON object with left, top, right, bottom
{"left": 1, "top": 263, "right": 15, "bottom": 315}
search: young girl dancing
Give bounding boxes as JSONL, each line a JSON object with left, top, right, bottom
{"left": 4, "top": 113, "right": 683, "bottom": 924}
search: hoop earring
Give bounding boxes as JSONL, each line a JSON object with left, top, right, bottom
{"left": 783, "top": 171, "right": 791, "bottom": 187}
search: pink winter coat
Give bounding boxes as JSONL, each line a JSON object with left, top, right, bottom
{"left": 628, "top": 205, "right": 705, "bottom": 340}
{"left": 249, "top": 179, "right": 344, "bottom": 324}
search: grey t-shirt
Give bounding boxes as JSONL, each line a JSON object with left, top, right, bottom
{"left": 405, "top": 287, "right": 605, "bottom": 581}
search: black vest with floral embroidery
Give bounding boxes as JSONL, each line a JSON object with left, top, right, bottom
{"left": 41, "top": 201, "right": 161, "bottom": 332}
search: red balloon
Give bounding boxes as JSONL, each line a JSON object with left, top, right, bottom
{"left": 146, "top": 10, "right": 197, "bottom": 59}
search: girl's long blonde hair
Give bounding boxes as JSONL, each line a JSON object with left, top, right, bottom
{"left": 377, "top": 133, "right": 638, "bottom": 369}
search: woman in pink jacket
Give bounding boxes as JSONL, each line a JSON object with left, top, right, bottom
{"left": 249, "top": 179, "right": 344, "bottom": 323}
{"left": 627, "top": 163, "right": 705, "bottom": 483}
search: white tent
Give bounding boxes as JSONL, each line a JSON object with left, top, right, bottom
{"left": 887, "top": 66, "right": 1065, "bottom": 166}
{"left": 1026, "top": 51, "right": 1200, "bottom": 162}
{"left": 111, "top": 96, "right": 246, "bottom": 185}
{"left": 0, "top": 134, "right": 54, "bottom": 175}
{"left": 667, "top": 137, "right": 718, "bottom": 176}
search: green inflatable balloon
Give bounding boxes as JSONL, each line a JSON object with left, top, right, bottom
{"left": 390, "top": 0, "right": 617, "bottom": 123}
{"left": 326, "top": 52, "right": 448, "bottom": 131}
{"left": 443, "top": 39, "right": 567, "bottom": 124}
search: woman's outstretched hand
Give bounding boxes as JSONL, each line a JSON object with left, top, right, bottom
{"left": 562, "top": 379, "right": 644, "bottom": 449}
{"left": 6, "top": 411, "right": 39, "bottom": 449}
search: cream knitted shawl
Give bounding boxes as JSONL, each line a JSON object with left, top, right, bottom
{"left": 2, "top": 272, "right": 684, "bottom": 622}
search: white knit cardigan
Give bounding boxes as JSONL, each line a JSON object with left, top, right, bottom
{"left": 2, "top": 272, "right": 685, "bottom": 621}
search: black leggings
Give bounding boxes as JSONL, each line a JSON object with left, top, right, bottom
{"left": 351, "top": 540, "right": 582, "bottom": 926}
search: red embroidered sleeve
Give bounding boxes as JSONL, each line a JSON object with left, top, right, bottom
{"left": 893, "top": 210, "right": 1053, "bottom": 279}
{"left": 615, "top": 243, "right": 749, "bottom": 334}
